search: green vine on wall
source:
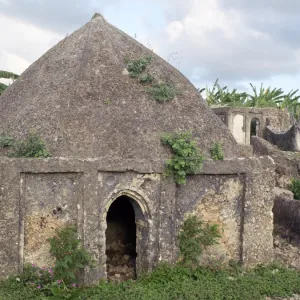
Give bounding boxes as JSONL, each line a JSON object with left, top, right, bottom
{"left": 178, "top": 215, "right": 221, "bottom": 268}
{"left": 289, "top": 178, "right": 300, "bottom": 200}
{"left": 161, "top": 132, "right": 204, "bottom": 185}
{"left": 210, "top": 142, "right": 224, "bottom": 161}
{"left": 0, "top": 133, "right": 51, "bottom": 158}
{"left": 0, "top": 135, "right": 15, "bottom": 147}
{"left": 146, "top": 83, "right": 179, "bottom": 102}
{"left": 126, "top": 56, "right": 152, "bottom": 78}
{"left": 125, "top": 56, "right": 179, "bottom": 102}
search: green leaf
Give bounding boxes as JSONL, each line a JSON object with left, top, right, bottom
{"left": 51, "top": 286, "right": 63, "bottom": 296}
{"left": 0, "top": 70, "right": 19, "bottom": 80}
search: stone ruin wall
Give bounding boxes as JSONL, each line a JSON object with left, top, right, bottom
{"left": 0, "top": 156, "right": 275, "bottom": 284}
{"left": 212, "top": 107, "right": 291, "bottom": 146}
{"left": 251, "top": 136, "right": 300, "bottom": 189}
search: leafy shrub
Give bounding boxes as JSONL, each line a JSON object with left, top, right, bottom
{"left": 147, "top": 83, "right": 178, "bottom": 102}
{"left": 289, "top": 178, "right": 300, "bottom": 200}
{"left": 0, "top": 135, "right": 14, "bottom": 147}
{"left": 178, "top": 216, "right": 221, "bottom": 267}
{"left": 9, "top": 264, "right": 54, "bottom": 291}
{"left": 126, "top": 56, "right": 152, "bottom": 78}
{"left": 139, "top": 73, "right": 154, "bottom": 84}
{"left": 47, "top": 284, "right": 84, "bottom": 299}
{"left": 210, "top": 142, "right": 224, "bottom": 160}
{"left": 161, "top": 132, "right": 204, "bottom": 184}
{"left": 48, "top": 226, "right": 94, "bottom": 285}
{"left": 3, "top": 263, "right": 300, "bottom": 299}
{"left": 9, "top": 133, "right": 51, "bottom": 158}
{"left": 125, "top": 56, "right": 180, "bottom": 102}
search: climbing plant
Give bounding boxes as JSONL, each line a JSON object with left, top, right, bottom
{"left": 289, "top": 178, "right": 300, "bottom": 200}
{"left": 0, "top": 135, "right": 15, "bottom": 147}
{"left": 210, "top": 142, "right": 224, "bottom": 161}
{"left": 125, "top": 56, "right": 179, "bottom": 102}
{"left": 126, "top": 56, "right": 152, "bottom": 78}
{"left": 147, "top": 83, "right": 178, "bottom": 102}
{"left": 8, "top": 133, "right": 51, "bottom": 158}
{"left": 161, "top": 132, "right": 204, "bottom": 184}
{"left": 139, "top": 73, "right": 154, "bottom": 84}
{"left": 178, "top": 215, "right": 221, "bottom": 268}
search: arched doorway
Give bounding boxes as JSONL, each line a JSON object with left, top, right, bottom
{"left": 250, "top": 118, "right": 260, "bottom": 138}
{"left": 105, "top": 195, "right": 137, "bottom": 281}
{"left": 232, "top": 114, "right": 246, "bottom": 144}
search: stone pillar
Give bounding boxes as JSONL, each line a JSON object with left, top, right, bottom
{"left": 158, "top": 178, "right": 177, "bottom": 262}
{"left": 242, "top": 157, "right": 275, "bottom": 266}
{"left": 0, "top": 159, "right": 21, "bottom": 277}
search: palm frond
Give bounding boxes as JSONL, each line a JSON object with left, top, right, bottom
{"left": 0, "top": 71, "right": 19, "bottom": 80}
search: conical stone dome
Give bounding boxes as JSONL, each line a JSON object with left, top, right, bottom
{"left": 0, "top": 14, "right": 239, "bottom": 159}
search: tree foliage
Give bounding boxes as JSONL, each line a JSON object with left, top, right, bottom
{"left": 0, "top": 70, "right": 19, "bottom": 95}
{"left": 201, "top": 79, "right": 300, "bottom": 118}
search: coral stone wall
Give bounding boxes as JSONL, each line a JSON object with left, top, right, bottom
{"left": 0, "top": 156, "right": 274, "bottom": 284}
{"left": 22, "top": 173, "right": 82, "bottom": 267}
{"left": 176, "top": 175, "right": 244, "bottom": 263}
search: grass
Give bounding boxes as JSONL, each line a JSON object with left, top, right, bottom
{"left": 1, "top": 263, "right": 300, "bottom": 300}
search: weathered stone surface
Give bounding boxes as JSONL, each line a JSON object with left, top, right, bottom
{"left": 22, "top": 173, "right": 82, "bottom": 267}
{"left": 0, "top": 156, "right": 275, "bottom": 284}
{"left": 273, "top": 193, "right": 300, "bottom": 235}
{"left": 0, "top": 15, "right": 277, "bottom": 286}
{"left": 253, "top": 138, "right": 294, "bottom": 183}
{"left": 252, "top": 136, "right": 300, "bottom": 188}
{"left": 274, "top": 225, "right": 300, "bottom": 270}
{"left": 176, "top": 175, "right": 244, "bottom": 263}
{"left": 273, "top": 187, "right": 294, "bottom": 200}
{"left": 0, "top": 14, "right": 239, "bottom": 160}
{"left": 265, "top": 124, "right": 300, "bottom": 152}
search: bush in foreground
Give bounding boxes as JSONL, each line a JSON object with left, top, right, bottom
{"left": 2, "top": 262, "right": 300, "bottom": 300}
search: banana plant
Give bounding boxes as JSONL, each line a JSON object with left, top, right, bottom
{"left": 275, "top": 89, "right": 300, "bottom": 118}
{"left": 203, "top": 79, "right": 247, "bottom": 107}
{"left": 0, "top": 70, "right": 19, "bottom": 95}
{"left": 0, "top": 82, "right": 8, "bottom": 95}
{"left": 201, "top": 79, "right": 300, "bottom": 117}
{"left": 0, "top": 70, "right": 19, "bottom": 80}
{"left": 246, "top": 83, "right": 284, "bottom": 108}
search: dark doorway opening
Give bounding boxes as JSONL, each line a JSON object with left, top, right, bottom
{"left": 251, "top": 118, "right": 260, "bottom": 138}
{"left": 106, "top": 196, "right": 137, "bottom": 282}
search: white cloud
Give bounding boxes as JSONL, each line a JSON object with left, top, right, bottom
{"left": 166, "top": 21, "right": 184, "bottom": 42}
{"left": 0, "top": 51, "right": 29, "bottom": 74}
{"left": 154, "top": 0, "right": 300, "bottom": 87}
{"left": 1, "top": 0, "right": 300, "bottom": 92}
{"left": 0, "top": 13, "right": 63, "bottom": 76}
{"left": 0, "top": 13, "right": 63, "bottom": 64}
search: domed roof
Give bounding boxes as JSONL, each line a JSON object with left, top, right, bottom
{"left": 0, "top": 14, "right": 239, "bottom": 159}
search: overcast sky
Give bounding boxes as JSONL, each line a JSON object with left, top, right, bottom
{"left": 1, "top": 0, "right": 300, "bottom": 93}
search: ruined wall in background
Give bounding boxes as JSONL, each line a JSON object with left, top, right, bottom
{"left": 251, "top": 136, "right": 300, "bottom": 189}
{"left": 213, "top": 107, "right": 291, "bottom": 146}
